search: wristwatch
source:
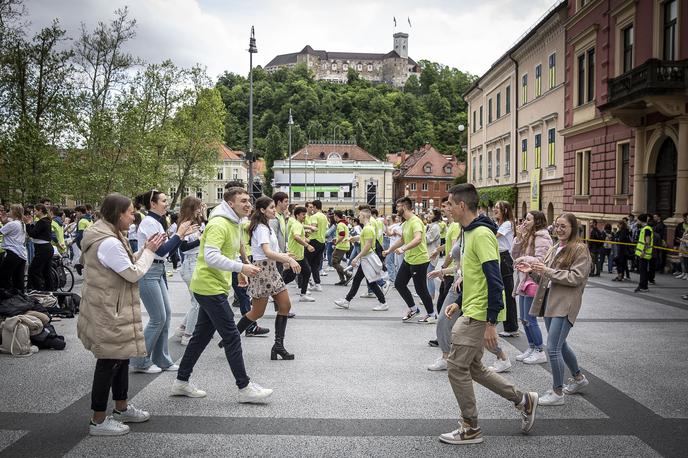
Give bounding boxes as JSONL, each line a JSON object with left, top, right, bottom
{"left": 487, "top": 320, "right": 498, "bottom": 327}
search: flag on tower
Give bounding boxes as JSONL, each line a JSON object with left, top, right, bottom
{"left": 408, "top": 17, "right": 412, "bottom": 27}
{"left": 393, "top": 16, "right": 397, "bottom": 27}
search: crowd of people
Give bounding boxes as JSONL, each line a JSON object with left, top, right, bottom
{"left": 1, "top": 183, "right": 686, "bottom": 444}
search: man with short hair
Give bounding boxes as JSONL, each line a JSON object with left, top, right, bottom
{"left": 283, "top": 206, "right": 316, "bottom": 302}
{"left": 634, "top": 214, "right": 654, "bottom": 293}
{"left": 653, "top": 213, "right": 667, "bottom": 272}
{"left": 305, "top": 200, "right": 328, "bottom": 292}
{"left": 440, "top": 184, "right": 538, "bottom": 445}
{"left": 332, "top": 210, "right": 352, "bottom": 285}
{"left": 172, "top": 187, "right": 273, "bottom": 404}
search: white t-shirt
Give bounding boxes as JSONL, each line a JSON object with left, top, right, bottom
{"left": 251, "top": 223, "right": 279, "bottom": 261}
{"left": 497, "top": 221, "right": 514, "bottom": 253}
{"left": 389, "top": 223, "right": 402, "bottom": 245}
{"left": 137, "top": 215, "right": 166, "bottom": 260}
{"left": 97, "top": 238, "right": 135, "bottom": 273}
{"left": 127, "top": 224, "right": 137, "bottom": 240}
{"left": 182, "top": 230, "right": 202, "bottom": 256}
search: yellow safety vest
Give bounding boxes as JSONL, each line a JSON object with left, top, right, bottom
{"left": 635, "top": 225, "right": 653, "bottom": 260}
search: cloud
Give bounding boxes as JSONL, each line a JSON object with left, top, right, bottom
{"left": 23, "top": 0, "right": 558, "bottom": 79}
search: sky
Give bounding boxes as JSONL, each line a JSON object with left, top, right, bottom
{"left": 23, "top": 0, "right": 559, "bottom": 80}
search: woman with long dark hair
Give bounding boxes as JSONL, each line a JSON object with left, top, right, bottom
{"left": 175, "top": 196, "right": 204, "bottom": 345}
{"left": 494, "top": 201, "right": 519, "bottom": 338}
{"left": 519, "top": 213, "right": 591, "bottom": 406}
{"left": 613, "top": 220, "right": 631, "bottom": 281}
{"left": 78, "top": 193, "right": 165, "bottom": 435}
{"left": 130, "top": 190, "right": 197, "bottom": 373}
{"left": 26, "top": 203, "right": 53, "bottom": 290}
{"left": 235, "top": 196, "right": 301, "bottom": 360}
{"left": 0, "top": 204, "right": 30, "bottom": 290}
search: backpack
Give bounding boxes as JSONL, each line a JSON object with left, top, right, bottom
{"left": 0, "top": 315, "right": 43, "bottom": 356}
{"left": 31, "top": 323, "right": 66, "bottom": 350}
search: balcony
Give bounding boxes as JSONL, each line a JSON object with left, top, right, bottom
{"left": 600, "top": 59, "right": 688, "bottom": 111}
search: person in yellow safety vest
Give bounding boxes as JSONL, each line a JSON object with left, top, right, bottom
{"left": 49, "top": 206, "right": 67, "bottom": 254}
{"left": 634, "top": 213, "right": 653, "bottom": 293}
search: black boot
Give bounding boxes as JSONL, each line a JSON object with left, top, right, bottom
{"left": 271, "top": 314, "right": 294, "bottom": 360}
{"left": 219, "top": 316, "right": 255, "bottom": 348}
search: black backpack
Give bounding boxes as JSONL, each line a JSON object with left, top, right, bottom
{"left": 30, "top": 323, "right": 66, "bottom": 350}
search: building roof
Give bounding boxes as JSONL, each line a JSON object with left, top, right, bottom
{"left": 291, "top": 143, "right": 381, "bottom": 162}
{"left": 396, "top": 144, "right": 465, "bottom": 179}
{"left": 218, "top": 144, "right": 245, "bottom": 160}
{"left": 266, "top": 48, "right": 418, "bottom": 68}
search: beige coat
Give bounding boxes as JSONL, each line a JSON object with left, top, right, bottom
{"left": 77, "top": 220, "right": 155, "bottom": 359}
{"left": 529, "top": 242, "right": 591, "bottom": 325}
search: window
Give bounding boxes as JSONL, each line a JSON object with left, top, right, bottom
{"left": 196, "top": 188, "right": 203, "bottom": 199}
{"left": 575, "top": 150, "right": 591, "bottom": 195}
{"left": 294, "top": 191, "right": 302, "bottom": 198}
{"left": 479, "top": 106, "right": 483, "bottom": 128}
{"left": 488, "top": 98, "right": 493, "bottom": 123}
{"left": 577, "top": 48, "right": 595, "bottom": 105}
{"left": 472, "top": 156, "right": 476, "bottom": 180}
{"left": 487, "top": 151, "right": 492, "bottom": 178}
{"left": 357, "top": 64, "right": 362, "bottom": 71}
{"left": 434, "top": 182, "right": 439, "bottom": 191}
{"left": 343, "top": 63, "right": 348, "bottom": 71}
{"left": 446, "top": 183, "right": 451, "bottom": 191}
{"left": 424, "top": 163, "right": 432, "bottom": 173}
{"left": 410, "top": 182, "right": 417, "bottom": 191}
{"left": 505, "top": 144, "right": 511, "bottom": 176}
{"left": 479, "top": 155, "right": 483, "bottom": 180}
{"left": 232, "top": 168, "right": 239, "bottom": 180}
{"left": 521, "top": 138, "right": 528, "bottom": 171}
{"left": 496, "top": 92, "right": 501, "bottom": 119}
{"left": 496, "top": 148, "right": 501, "bottom": 177}
{"left": 622, "top": 25, "right": 634, "bottom": 73}
{"left": 535, "top": 64, "right": 542, "bottom": 97}
{"left": 217, "top": 168, "right": 224, "bottom": 180}
{"left": 330, "top": 191, "right": 338, "bottom": 198}
{"left": 472, "top": 111, "right": 476, "bottom": 132}
{"left": 521, "top": 74, "right": 528, "bottom": 105}
{"left": 422, "top": 199, "right": 428, "bottom": 209}
{"left": 169, "top": 187, "right": 176, "bottom": 198}
{"left": 548, "top": 128, "right": 556, "bottom": 166}
{"left": 587, "top": 48, "right": 595, "bottom": 102}
{"left": 663, "top": 0, "right": 677, "bottom": 60}
{"left": 548, "top": 53, "right": 556, "bottom": 88}
{"left": 505, "top": 86, "right": 511, "bottom": 114}
{"left": 421, "top": 182, "right": 428, "bottom": 191}
{"left": 316, "top": 191, "right": 325, "bottom": 198}
{"left": 331, "top": 63, "right": 337, "bottom": 70}
{"left": 216, "top": 187, "right": 223, "bottom": 200}
{"left": 367, "top": 64, "right": 373, "bottom": 71}
{"left": 444, "top": 165, "right": 452, "bottom": 174}
{"left": 617, "top": 143, "right": 631, "bottom": 194}
{"left": 534, "top": 134, "right": 542, "bottom": 169}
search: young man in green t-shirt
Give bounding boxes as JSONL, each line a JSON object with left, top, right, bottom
{"left": 440, "top": 184, "right": 537, "bottom": 445}
{"left": 383, "top": 196, "right": 435, "bottom": 322}
{"left": 332, "top": 210, "right": 352, "bottom": 285}
{"left": 172, "top": 187, "right": 273, "bottom": 404}
{"left": 282, "top": 206, "right": 316, "bottom": 302}
{"left": 305, "top": 200, "right": 328, "bottom": 291}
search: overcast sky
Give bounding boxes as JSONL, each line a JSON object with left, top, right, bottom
{"left": 24, "top": 0, "right": 558, "bottom": 80}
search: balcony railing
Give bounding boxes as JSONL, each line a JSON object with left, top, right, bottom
{"left": 603, "top": 59, "right": 688, "bottom": 110}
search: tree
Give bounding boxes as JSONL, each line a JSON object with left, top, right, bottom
{"left": 368, "top": 119, "right": 388, "bottom": 159}
{"left": 262, "top": 124, "right": 284, "bottom": 196}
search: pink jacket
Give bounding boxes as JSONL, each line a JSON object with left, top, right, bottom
{"left": 512, "top": 229, "right": 553, "bottom": 297}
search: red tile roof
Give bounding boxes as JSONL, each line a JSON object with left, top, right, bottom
{"left": 397, "top": 144, "right": 465, "bottom": 179}
{"left": 291, "top": 143, "right": 380, "bottom": 162}
{"left": 218, "top": 144, "right": 245, "bottom": 161}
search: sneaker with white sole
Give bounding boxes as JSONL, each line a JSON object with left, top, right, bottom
{"left": 489, "top": 358, "right": 512, "bottom": 373}
{"left": 174, "top": 326, "right": 186, "bottom": 339}
{"left": 372, "top": 303, "right": 389, "bottom": 311}
{"left": 523, "top": 349, "right": 547, "bottom": 365}
{"left": 112, "top": 404, "right": 151, "bottom": 423}
{"left": 162, "top": 364, "right": 179, "bottom": 372}
{"left": 515, "top": 347, "right": 535, "bottom": 362}
{"left": 308, "top": 279, "right": 315, "bottom": 287}
{"left": 418, "top": 314, "right": 437, "bottom": 324}
{"left": 320, "top": 271, "right": 328, "bottom": 277}
{"left": 402, "top": 308, "right": 420, "bottom": 322}
{"left": 238, "top": 382, "right": 273, "bottom": 404}
{"left": 181, "top": 334, "right": 192, "bottom": 346}
{"left": 132, "top": 364, "right": 162, "bottom": 374}
{"left": 171, "top": 379, "right": 207, "bottom": 398}
{"left": 428, "top": 357, "right": 448, "bottom": 371}
{"left": 299, "top": 294, "right": 316, "bottom": 302}
{"left": 359, "top": 292, "right": 376, "bottom": 298}
{"left": 517, "top": 392, "right": 538, "bottom": 433}
{"left": 438, "top": 421, "right": 483, "bottom": 445}
{"left": 89, "top": 416, "right": 130, "bottom": 436}
{"left": 563, "top": 375, "right": 589, "bottom": 395}
{"left": 382, "top": 282, "right": 391, "bottom": 296}
{"left": 334, "top": 298, "right": 350, "bottom": 309}
{"left": 310, "top": 284, "right": 323, "bottom": 292}
{"left": 539, "top": 390, "right": 565, "bottom": 406}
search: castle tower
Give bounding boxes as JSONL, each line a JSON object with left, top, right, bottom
{"left": 393, "top": 32, "right": 408, "bottom": 59}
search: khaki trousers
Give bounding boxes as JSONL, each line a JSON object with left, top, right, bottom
{"left": 447, "top": 315, "right": 524, "bottom": 425}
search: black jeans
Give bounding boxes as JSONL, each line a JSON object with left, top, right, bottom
{"left": 91, "top": 359, "right": 129, "bottom": 412}
{"left": 0, "top": 250, "right": 26, "bottom": 291}
{"left": 306, "top": 240, "right": 325, "bottom": 284}
{"left": 395, "top": 260, "right": 434, "bottom": 314}
{"left": 282, "top": 258, "right": 311, "bottom": 294}
{"left": 499, "top": 251, "right": 518, "bottom": 332}
{"left": 345, "top": 267, "right": 385, "bottom": 303}
{"left": 178, "top": 293, "right": 250, "bottom": 389}
{"left": 27, "top": 243, "right": 52, "bottom": 290}
{"left": 436, "top": 275, "right": 454, "bottom": 315}
{"left": 638, "top": 258, "right": 649, "bottom": 289}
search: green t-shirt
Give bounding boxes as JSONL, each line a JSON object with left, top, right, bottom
{"left": 310, "top": 211, "right": 328, "bottom": 244}
{"left": 360, "top": 223, "right": 376, "bottom": 253}
{"left": 190, "top": 216, "right": 241, "bottom": 296}
{"left": 77, "top": 217, "right": 92, "bottom": 231}
{"left": 372, "top": 218, "right": 384, "bottom": 245}
{"left": 460, "top": 226, "right": 506, "bottom": 322}
{"left": 335, "top": 221, "right": 350, "bottom": 251}
{"left": 445, "top": 222, "right": 461, "bottom": 271}
{"left": 439, "top": 220, "right": 447, "bottom": 238}
{"left": 288, "top": 219, "right": 305, "bottom": 261}
{"left": 402, "top": 214, "right": 429, "bottom": 265}
{"left": 51, "top": 220, "right": 66, "bottom": 254}
{"left": 241, "top": 220, "right": 251, "bottom": 257}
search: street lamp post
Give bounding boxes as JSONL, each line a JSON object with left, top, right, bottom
{"left": 288, "top": 109, "right": 294, "bottom": 201}
{"left": 305, "top": 150, "right": 309, "bottom": 201}
{"left": 247, "top": 26, "right": 258, "bottom": 201}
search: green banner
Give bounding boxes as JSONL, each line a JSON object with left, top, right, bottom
{"left": 289, "top": 185, "right": 344, "bottom": 192}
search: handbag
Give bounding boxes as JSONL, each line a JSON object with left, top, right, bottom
{"left": 521, "top": 278, "right": 538, "bottom": 297}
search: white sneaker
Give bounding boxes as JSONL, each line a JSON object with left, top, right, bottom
{"left": 539, "top": 390, "right": 565, "bottom": 406}
{"left": 523, "top": 349, "right": 547, "bottom": 364}
{"left": 162, "top": 364, "right": 179, "bottom": 372}
{"left": 320, "top": 271, "right": 328, "bottom": 277}
{"left": 359, "top": 292, "right": 376, "bottom": 298}
{"left": 326, "top": 266, "right": 335, "bottom": 272}
{"left": 171, "top": 379, "right": 207, "bottom": 398}
{"left": 309, "top": 279, "right": 315, "bottom": 287}
{"left": 310, "top": 284, "right": 323, "bottom": 292}
{"left": 112, "top": 404, "right": 150, "bottom": 423}
{"left": 89, "top": 416, "right": 130, "bottom": 436}
{"left": 133, "top": 364, "right": 162, "bottom": 374}
{"left": 299, "top": 294, "right": 316, "bottom": 302}
{"left": 181, "top": 335, "right": 192, "bottom": 346}
{"left": 563, "top": 375, "right": 589, "bottom": 394}
{"left": 372, "top": 303, "right": 389, "bottom": 311}
{"left": 681, "top": 274, "right": 688, "bottom": 280}
{"left": 427, "top": 357, "right": 448, "bottom": 371}
{"left": 334, "top": 298, "right": 350, "bottom": 309}
{"left": 489, "top": 358, "right": 512, "bottom": 373}
{"left": 238, "top": 382, "right": 273, "bottom": 404}
{"left": 515, "top": 347, "right": 535, "bottom": 362}
{"left": 382, "top": 282, "right": 391, "bottom": 296}
{"left": 417, "top": 314, "right": 437, "bottom": 324}
{"left": 174, "top": 326, "right": 186, "bottom": 339}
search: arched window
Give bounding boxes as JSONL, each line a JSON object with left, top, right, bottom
{"left": 444, "top": 165, "right": 452, "bottom": 174}
{"left": 331, "top": 62, "right": 337, "bottom": 70}
{"left": 319, "top": 152, "right": 326, "bottom": 159}
{"left": 424, "top": 163, "right": 432, "bottom": 173}
{"left": 343, "top": 63, "right": 348, "bottom": 71}
{"left": 342, "top": 152, "right": 349, "bottom": 159}
{"left": 357, "top": 63, "right": 362, "bottom": 71}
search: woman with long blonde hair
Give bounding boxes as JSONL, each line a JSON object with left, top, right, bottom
{"left": 0, "top": 204, "right": 31, "bottom": 290}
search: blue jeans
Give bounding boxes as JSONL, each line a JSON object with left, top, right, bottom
{"left": 177, "top": 292, "right": 250, "bottom": 389}
{"left": 544, "top": 316, "right": 580, "bottom": 390}
{"left": 180, "top": 255, "right": 199, "bottom": 335}
{"left": 326, "top": 241, "right": 334, "bottom": 267}
{"left": 232, "top": 272, "right": 251, "bottom": 315}
{"left": 426, "top": 261, "right": 437, "bottom": 299}
{"left": 519, "top": 295, "right": 543, "bottom": 349}
{"left": 385, "top": 252, "right": 398, "bottom": 282}
{"left": 131, "top": 263, "right": 174, "bottom": 370}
